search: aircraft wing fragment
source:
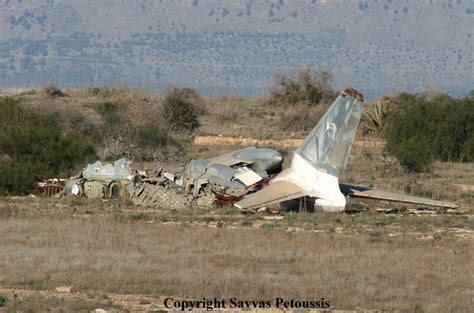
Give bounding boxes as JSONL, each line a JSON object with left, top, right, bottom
{"left": 339, "top": 183, "right": 458, "bottom": 209}
{"left": 234, "top": 181, "right": 307, "bottom": 210}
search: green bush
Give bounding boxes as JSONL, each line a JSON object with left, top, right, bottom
{"left": 0, "top": 98, "right": 97, "bottom": 195}
{"left": 384, "top": 93, "right": 474, "bottom": 171}
{"left": 268, "top": 68, "right": 335, "bottom": 106}
{"left": 0, "top": 294, "right": 6, "bottom": 307}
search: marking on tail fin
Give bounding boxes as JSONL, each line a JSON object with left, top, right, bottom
{"left": 295, "top": 91, "right": 364, "bottom": 176}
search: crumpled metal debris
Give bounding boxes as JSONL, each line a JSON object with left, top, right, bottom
{"left": 37, "top": 149, "right": 283, "bottom": 210}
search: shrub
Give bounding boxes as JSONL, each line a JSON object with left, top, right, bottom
{"left": 0, "top": 98, "right": 97, "bottom": 195}
{"left": 162, "top": 87, "right": 203, "bottom": 131}
{"left": 0, "top": 294, "right": 6, "bottom": 307}
{"left": 363, "top": 99, "right": 392, "bottom": 134}
{"left": 268, "top": 68, "right": 335, "bottom": 106}
{"left": 280, "top": 105, "right": 320, "bottom": 132}
{"left": 384, "top": 93, "right": 474, "bottom": 171}
{"left": 42, "top": 84, "right": 64, "bottom": 97}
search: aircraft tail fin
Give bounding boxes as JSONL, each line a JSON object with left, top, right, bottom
{"left": 295, "top": 88, "right": 364, "bottom": 176}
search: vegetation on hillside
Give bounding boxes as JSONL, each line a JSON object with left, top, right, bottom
{"left": 92, "top": 100, "right": 183, "bottom": 162}
{"left": 162, "top": 87, "right": 204, "bottom": 131}
{"left": 0, "top": 86, "right": 206, "bottom": 194}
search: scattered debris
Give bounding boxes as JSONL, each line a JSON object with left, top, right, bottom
{"left": 33, "top": 176, "right": 65, "bottom": 197}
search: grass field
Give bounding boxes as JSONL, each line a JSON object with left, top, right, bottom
{"left": 0, "top": 197, "right": 473, "bottom": 312}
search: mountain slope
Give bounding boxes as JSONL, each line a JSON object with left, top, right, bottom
{"left": 0, "top": 0, "right": 473, "bottom": 99}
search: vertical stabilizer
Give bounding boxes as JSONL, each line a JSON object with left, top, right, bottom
{"left": 235, "top": 88, "right": 365, "bottom": 213}
{"left": 295, "top": 89, "right": 364, "bottom": 176}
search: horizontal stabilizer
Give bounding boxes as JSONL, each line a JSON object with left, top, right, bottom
{"left": 234, "top": 181, "right": 307, "bottom": 210}
{"left": 339, "top": 183, "right": 458, "bottom": 209}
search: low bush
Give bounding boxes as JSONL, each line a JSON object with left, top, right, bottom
{"left": 0, "top": 98, "right": 97, "bottom": 195}
{"left": 384, "top": 93, "right": 474, "bottom": 171}
{"left": 162, "top": 87, "right": 203, "bottom": 131}
{"left": 42, "top": 84, "right": 64, "bottom": 97}
{"left": 278, "top": 98, "right": 332, "bottom": 132}
{"left": 0, "top": 294, "right": 6, "bottom": 307}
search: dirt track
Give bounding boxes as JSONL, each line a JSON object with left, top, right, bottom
{"left": 193, "top": 135, "right": 385, "bottom": 148}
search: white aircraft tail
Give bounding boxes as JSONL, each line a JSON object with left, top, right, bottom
{"left": 235, "top": 89, "right": 365, "bottom": 212}
{"left": 236, "top": 89, "right": 457, "bottom": 212}
{"left": 294, "top": 88, "right": 364, "bottom": 177}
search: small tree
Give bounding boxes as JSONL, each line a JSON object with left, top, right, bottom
{"left": 42, "top": 84, "right": 64, "bottom": 97}
{"left": 161, "top": 87, "right": 202, "bottom": 131}
{"left": 268, "top": 68, "right": 335, "bottom": 106}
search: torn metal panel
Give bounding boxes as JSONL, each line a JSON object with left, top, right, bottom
{"left": 63, "top": 179, "right": 85, "bottom": 196}
{"left": 234, "top": 167, "right": 263, "bottom": 187}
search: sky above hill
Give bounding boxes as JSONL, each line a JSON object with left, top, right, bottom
{"left": 0, "top": 0, "right": 473, "bottom": 99}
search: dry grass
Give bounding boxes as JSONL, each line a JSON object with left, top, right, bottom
{"left": 0, "top": 199, "right": 473, "bottom": 312}
{"left": 0, "top": 291, "right": 121, "bottom": 312}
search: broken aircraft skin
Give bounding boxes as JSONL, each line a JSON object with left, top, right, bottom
{"left": 183, "top": 147, "right": 283, "bottom": 197}
{"left": 131, "top": 147, "right": 286, "bottom": 209}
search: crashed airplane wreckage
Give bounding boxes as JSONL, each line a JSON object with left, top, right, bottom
{"left": 58, "top": 147, "right": 285, "bottom": 210}
{"left": 46, "top": 88, "right": 457, "bottom": 212}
